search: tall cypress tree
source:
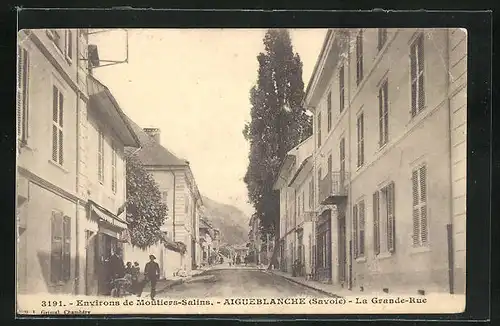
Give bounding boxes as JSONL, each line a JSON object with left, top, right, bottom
{"left": 243, "top": 29, "right": 312, "bottom": 241}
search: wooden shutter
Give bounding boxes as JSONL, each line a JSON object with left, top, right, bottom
{"left": 383, "top": 81, "right": 389, "bottom": 143}
{"left": 50, "top": 211, "right": 63, "bottom": 283}
{"left": 360, "top": 113, "right": 364, "bottom": 165}
{"left": 352, "top": 204, "right": 358, "bottom": 258}
{"left": 317, "top": 113, "right": 322, "bottom": 148}
{"left": 378, "top": 87, "right": 384, "bottom": 146}
{"left": 412, "top": 170, "right": 420, "bottom": 246}
{"left": 328, "top": 155, "right": 332, "bottom": 174}
{"left": 63, "top": 216, "right": 71, "bottom": 281}
{"left": 373, "top": 191, "right": 380, "bottom": 255}
{"left": 387, "top": 182, "right": 396, "bottom": 253}
{"left": 419, "top": 166, "right": 428, "bottom": 244}
{"left": 52, "top": 86, "right": 58, "bottom": 162}
{"left": 58, "top": 92, "right": 64, "bottom": 164}
{"left": 359, "top": 201, "right": 365, "bottom": 256}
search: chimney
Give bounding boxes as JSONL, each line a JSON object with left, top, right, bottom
{"left": 143, "top": 127, "right": 161, "bottom": 143}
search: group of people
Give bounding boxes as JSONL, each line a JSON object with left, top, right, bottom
{"left": 105, "top": 248, "right": 161, "bottom": 299}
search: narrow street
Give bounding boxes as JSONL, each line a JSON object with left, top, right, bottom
{"left": 157, "top": 267, "right": 330, "bottom": 298}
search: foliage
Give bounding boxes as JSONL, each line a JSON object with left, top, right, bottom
{"left": 243, "top": 29, "right": 312, "bottom": 238}
{"left": 126, "top": 153, "right": 168, "bottom": 249}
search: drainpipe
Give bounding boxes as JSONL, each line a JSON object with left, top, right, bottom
{"left": 346, "top": 30, "right": 354, "bottom": 290}
{"left": 444, "top": 29, "right": 455, "bottom": 294}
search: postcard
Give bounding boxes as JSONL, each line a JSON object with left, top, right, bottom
{"left": 16, "top": 27, "right": 466, "bottom": 315}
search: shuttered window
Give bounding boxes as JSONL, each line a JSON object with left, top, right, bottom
{"left": 353, "top": 200, "right": 365, "bottom": 259}
{"left": 410, "top": 33, "right": 425, "bottom": 117}
{"left": 357, "top": 112, "right": 364, "bottom": 167}
{"left": 317, "top": 113, "right": 322, "bottom": 148}
{"left": 98, "top": 129, "right": 104, "bottom": 183}
{"left": 51, "top": 212, "right": 71, "bottom": 283}
{"left": 339, "top": 138, "right": 345, "bottom": 184}
{"left": 356, "top": 30, "right": 364, "bottom": 86}
{"left": 379, "top": 79, "right": 389, "bottom": 147}
{"left": 52, "top": 86, "right": 64, "bottom": 165}
{"left": 339, "top": 65, "right": 345, "bottom": 112}
{"left": 373, "top": 191, "right": 380, "bottom": 255}
{"left": 378, "top": 28, "right": 388, "bottom": 51}
{"left": 17, "top": 46, "right": 29, "bottom": 145}
{"left": 386, "top": 182, "right": 396, "bottom": 253}
{"left": 412, "top": 165, "right": 428, "bottom": 246}
{"left": 111, "top": 142, "right": 117, "bottom": 193}
{"left": 47, "top": 29, "right": 64, "bottom": 52}
{"left": 327, "top": 154, "right": 332, "bottom": 175}
{"left": 327, "top": 91, "right": 332, "bottom": 132}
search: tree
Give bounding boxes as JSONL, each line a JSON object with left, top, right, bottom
{"left": 126, "top": 153, "right": 168, "bottom": 249}
{"left": 243, "top": 29, "right": 312, "bottom": 239}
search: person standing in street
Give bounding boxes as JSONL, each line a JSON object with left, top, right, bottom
{"left": 137, "top": 255, "right": 160, "bottom": 299}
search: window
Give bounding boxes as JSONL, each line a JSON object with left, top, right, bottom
{"left": 410, "top": 33, "right": 425, "bottom": 117}
{"left": 51, "top": 211, "right": 71, "bottom": 284}
{"left": 17, "top": 46, "right": 29, "bottom": 145}
{"left": 47, "top": 29, "right": 64, "bottom": 53}
{"left": 356, "top": 112, "right": 364, "bottom": 168}
{"left": 302, "top": 190, "right": 305, "bottom": 212}
{"left": 327, "top": 154, "right": 332, "bottom": 174}
{"left": 327, "top": 91, "right": 332, "bottom": 132}
{"left": 356, "top": 30, "right": 364, "bottom": 86}
{"left": 412, "top": 165, "right": 428, "bottom": 247}
{"left": 378, "top": 28, "right": 388, "bottom": 51}
{"left": 309, "top": 179, "right": 314, "bottom": 208}
{"left": 65, "top": 30, "right": 73, "bottom": 62}
{"left": 339, "top": 137, "right": 346, "bottom": 179}
{"left": 373, "top": 182, "right": 396, "bottom": 255}
{"left": 98, "top": 129, "right": 104, "bottom": 183}
{"left": 379, "top": 79, "right": 389, "bottom": 147}
{"left": 52, "top": 86, "right": 64, "bottom": 165}
{"left": 317, "top": 113, "right": 322, "bottom": 148}
{"left": 339, "top": 65, "right": 345, "bottom": 113}
{"left": 111, "top": 142, "right": 117, "bottom": 193}
{"left": 162, "top": 191, "right": 168, "bottom": 204}
{"left": 353, "top": 200, "right": 365, "bottom": 258}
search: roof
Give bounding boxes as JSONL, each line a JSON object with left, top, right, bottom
{"left": 87, "top": 75, "right": 140, "bottom": 148}
{"left": 288, "top": 155, "right": 313, "bottom": 187}
{"left": 123, "top": 115, "right": 188, "bottom": 167}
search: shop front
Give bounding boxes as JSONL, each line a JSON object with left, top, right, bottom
{"left": 85, "top": 201, "right": 129, "bottom": 296}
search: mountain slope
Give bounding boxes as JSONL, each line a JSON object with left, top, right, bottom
{"left": 201, "top": 196, "right": 249, "bottom": 246}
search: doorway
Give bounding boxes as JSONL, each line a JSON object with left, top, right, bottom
{"left": 338, "top": 212, "right": 347, "bottom": 287}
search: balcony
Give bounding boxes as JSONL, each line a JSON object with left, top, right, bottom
{"left": 319, "top": 171, "right": 349, "bottom": 205}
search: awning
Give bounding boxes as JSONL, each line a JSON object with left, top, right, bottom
{"left": 89, "top": 201, "right": 128, "bottom": 230}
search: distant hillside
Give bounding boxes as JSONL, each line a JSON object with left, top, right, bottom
{"left": 201, "top": 196, "right": 249, "bottom": 246}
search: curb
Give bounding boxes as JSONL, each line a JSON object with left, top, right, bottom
{"left": 262, "top": 270, "right": 340, "bottom": 298}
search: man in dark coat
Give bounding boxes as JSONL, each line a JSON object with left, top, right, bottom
{"left": 109, "top": 248, "right": 125, "bottom": 279}
{"left": 137, "top": 255, "right": 160, "bottom": 299}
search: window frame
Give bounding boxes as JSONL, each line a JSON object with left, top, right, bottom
{"left": 111, "top": 141, "right": 117, "bottom": 193}
{"left": 317, "top": 112, "right": 322, "bottom": 148}
{"left": 51, "top": 85, "right": 64, "bottom": 166}
{"left": 47, "top": 29, "right": 64, "bottom": 54}
{"left": 356, "top": 30, "right": 364, "bottom": 86}
{"left": 327, "top": 91, "right": 332, "bottom": 132}
{"left": 374, "top": 182, "right": 396, "bottom": 256}
{"left": 353, "top": 199, "right": 366, "bottom": 259}
{"left": 98, "top": 129, "right": 105, "bottom": 184}
{"left": 339, "top": 64, "right": 345, "bottom": 113}
{"left": 65, "top": 29, "right": 73, "bottom": 64}
{"left": 379, "top": 78, "right": 389, "bottom": 147}
{"left": 50, "top": 211, "right": 71, "bottom": 284}
{"left": 410, "top": 32, "right": 426, "bottom": 118}
{"left": 356, "top": 111, "right": 365, "bottom": 168}
{"left": 378, "top": 28, "right": 388, "bottom": 51}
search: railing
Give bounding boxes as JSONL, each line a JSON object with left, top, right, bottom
{"left": 319, "top": 171, "right": 349, "bottom": 205}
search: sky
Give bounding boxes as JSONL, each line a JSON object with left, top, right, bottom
{"left": 89, "top": 29, "right": 327, "bottom": 217}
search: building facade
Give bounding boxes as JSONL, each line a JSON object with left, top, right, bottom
{"left": 16, "top": 29, "right": 140, "bottom": 295}
{"left": 274, "top": 136, "right": 315, "bottom": 277}
{"left": 302, "top": 28, "right": 466, "bottom": 294}
{"left": 123, "top": 121, "right": 203, "bottom": 275}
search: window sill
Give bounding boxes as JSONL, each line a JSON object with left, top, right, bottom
{"left": 355, "top": 256, "right": 366, "bottom": 263}
{"left": 410, "top": 246, "right": 431, "bottom": 255}
{"left": 407, "top": 106, "right": 429, "bottom": 127}
{"left": 376, "top": 252, "right": 393, "bottom": 260}
{"left": 48, "top": 159, "right": 69, "bottom": 173}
